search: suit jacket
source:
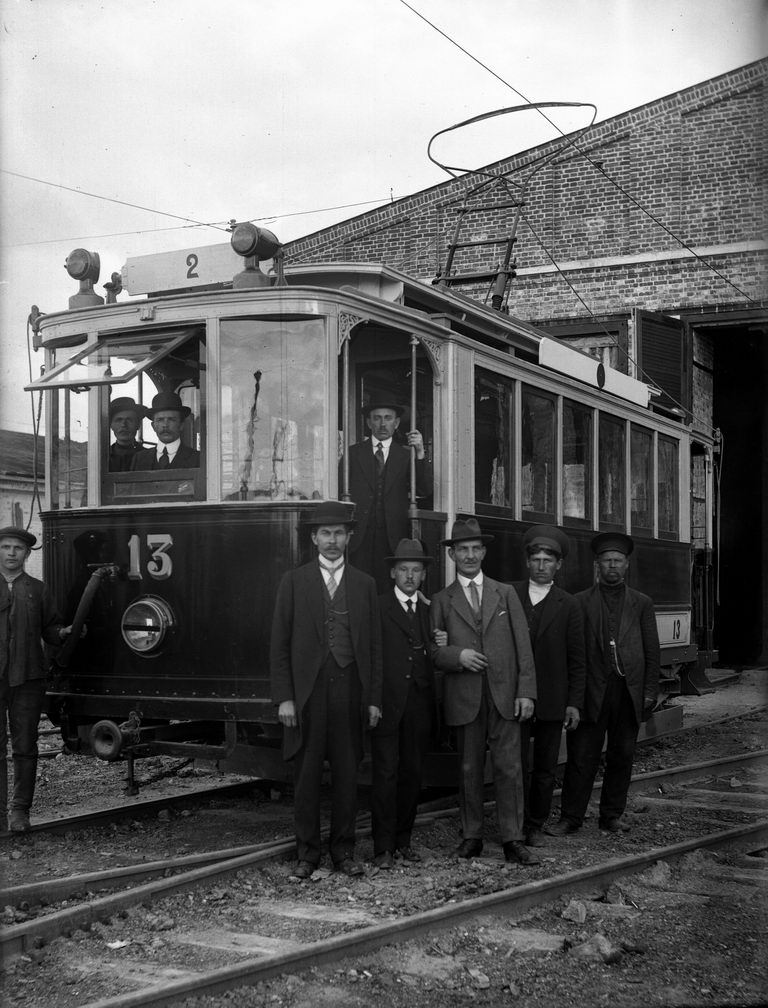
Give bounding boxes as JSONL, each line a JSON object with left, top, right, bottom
{"left": 0, "top": 573, "right": 64, "bottom": 687}
{"left": 430, "top": 576, "right": 536, "bottom": 727}
{"left": 512, "top": 581, "right": 586, "bottom": 720}
{"left": 270, "top": 561, "right": 383, "bottom": 759}
{"left": 575, "top": 583, "right": 660, "bottom": 724}
{"left": 345, "top": 440, "right": 432, "bottom": 554}
{"left": 374, "top": 590, "right": 434, "bottom": 735}
{"left": 130, "top": 444, "right": 200, "bottom": 470}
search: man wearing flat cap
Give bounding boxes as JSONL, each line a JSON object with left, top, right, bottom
{"left": 130, "top": 392, "right": 200, "bottom": 470}
{"left": 370, "top": 538, "right": 436, "bottom": 869}
{"left": 270, "top": 502, "right": 382, "bottom": 879}
{"left": 108, "top": 397, "right": 149, "bottom": 471}
{"left": 512, "top": 526, "right": 586, "bottom": 847}
{"left": 343, "top": 401, "right": 432, "bottom": 593}
{"left": 0, "top": 527, "right": 79, "bottom": 833}
{"left": 551, "top": 532, "right": 660, "bottom": 836}
{"left": 430, "top": 518, "right": 539, "bottom": 866}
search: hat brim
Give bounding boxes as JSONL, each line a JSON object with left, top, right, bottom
{"left": 386, "top": 554, "right": 434, "bottom": 564}
{"left": 440, "top": 534, "right": 494, "bottom": 546}
{"left": 149, "top": 406, "right": 191, "bottom": 420}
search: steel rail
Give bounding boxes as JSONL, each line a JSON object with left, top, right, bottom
{"left": 80, "top": 818, "right": 768, "bottom": 1008}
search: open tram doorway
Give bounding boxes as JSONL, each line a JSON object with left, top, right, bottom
{"left": 709, "top": 318, "right": 768, "bottom": 667}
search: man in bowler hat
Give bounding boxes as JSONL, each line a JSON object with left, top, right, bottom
{"left": 270, "top": 502, "right": 382, "bottom": 878}
{"left": 108, "top": 397, "right": 148, "bottom": 471}
{"left": 512, "top": 525, "right": 585, "bottom": 847}
{"left": 430, "top": 518, "right": 539, "bottom": 865}
{"left": 551, "top": 532, "right": 660, "bottom": 835}
{"left": 370, "top": 538, "right": 435, "bottom": 869}
{"left": 130, "top": 392, "right": 200, "bottom": 470}
{"left": 344, "top": 401, "right": 432, "bottom": 592}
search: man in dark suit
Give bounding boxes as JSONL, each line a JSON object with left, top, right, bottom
{"left": 343, "top": 401, "right": 432, "bottom": 593}
{"left": 108, "top": 397, "right": 148, "bottom": 471}
{"left": 430, "top": 518, "right": 539, "bottom": 866}
{"left": 551, "top": 532, "right": 660, "bottom": 836}
{"left": 130, "top": 392, "right": 200, "bottom": 470}
{"left": 270, "top": 501, "right": 383, "bottom": 879}
{"left": 512, "top": 526, "right": 586, "bottom": 848}
{"left": 370, "top": 539, "right": 435, "bottom": 869}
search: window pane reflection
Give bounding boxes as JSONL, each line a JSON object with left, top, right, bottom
{"left": 474, "top": 368, "right": 513, "bottom": 508}
{"left": 599, "top": 415, "right": 625, "bottom": 526}
{"left": 563, "top": 399, "right": 592, "bottom": 522}
{"left": 631, "top": 425, "right": 653, "bottom": 532}
{"left": 522, "top": 387, "right": 555, "bottom": 517}
{"left": 658, "top": 436, "right": 679, "bottom": 536}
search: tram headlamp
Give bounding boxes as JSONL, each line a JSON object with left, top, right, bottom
{"left": 65, "top": 248, "right": 105, "bottom": 308}
{"left": 121, "top": 596, "right": 175, "bottom": 655}
{"left": 230, "top": 222, "right": 282, "bottom": 289}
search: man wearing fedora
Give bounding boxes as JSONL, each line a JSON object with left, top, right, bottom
{"left": 0, "top": 527, "right": 79, "bottom": 833}
{"left": 370, "top": 538, "right": 436, "bottom": 869}
{"left": 430, "top": 518, "right": 539, "bottom": 865}
{"left": 551, "top": 532, "right": 660, "bottom": 836}
{"left": 271, "top": 502, "right": 383, "bottom": 879}
{"left": 108, "top": 397, "right": 149, "bottom": 472}
{"left": 512, "top": 526, "right": 586, "bottom": 847}
{"left": 130, "top": 392, "right": 200, "bottom": 470}
{"left": 344, "top": 401, "right": 432, "bottom": 593}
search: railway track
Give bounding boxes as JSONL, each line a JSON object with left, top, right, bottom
{"left": 3, "top": 749, "right": 766, "bottom": 1008}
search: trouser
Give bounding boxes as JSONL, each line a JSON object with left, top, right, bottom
{"left": 370, "top": 681, "right": 431, "bottom": 855}
{"left": 292, "top": 656, "right": 362, "bottom": 865}
{"left": 559, "top": 672, "right": 638, "bottom": 827}
{"left": 521, "top": 717, "right": 564, "bottom": 831}
{"left": 455, "top": 681, "right": 524, "bottom": 843}
{"left": 0, "top": 676, "right": 46, "bottom": 818}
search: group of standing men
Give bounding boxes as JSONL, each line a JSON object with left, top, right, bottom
{"left": 270, "top": 398, "right": 661, "bottom": 876}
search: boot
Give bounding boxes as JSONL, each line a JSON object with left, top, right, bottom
{"left": 10, "top": 754, "right": 37, "bottom": 832}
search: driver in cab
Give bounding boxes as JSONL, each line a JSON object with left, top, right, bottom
{"left": 130, "top": 392, "right": 200, "bottom": 470}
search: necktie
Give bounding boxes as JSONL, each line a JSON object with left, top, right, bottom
{"left": 159, "top": 447, "right": 170, "bottom": 469}
{"left": 375, "top": 442, "right": 385, "bottom": 472}
{"left": 406, "top": 598, "right": 415, "bottom": 620}
{"left": 321, "top": 563, "right": 340, "bottom": 599}
{"left": 468, "top": 580, "right": 481, "bottom": 617}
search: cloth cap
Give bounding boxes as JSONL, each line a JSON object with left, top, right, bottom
{"left": 0, "top": 526, "right": 36, "bottom": 548}
{"left": 523, "top": 524, "right": 569, "bottom": 558}
{"left": 440, "top": 517, "right": 493, "bottom": 547}
{"left": 591, "top": 532, "right": 634, "bottom": 556}
{"left": 364, "top": 400, "right": 405, "bottom": 417}
{"left": 109, "top": 397, "right": 148, "bottom": 421}
{"left": 147, "top": 392, "right": 191, "bottom": 420}
{"left": 386, "top": 538, "right": 434, "bottom": 565}
{"left": 301, "top": 501, "right": 357, "bottom": 529}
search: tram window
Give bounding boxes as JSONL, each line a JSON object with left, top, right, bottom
{"left": 562, "top": 400, "right": 592, "bottom": 524}
{"left": 599, "top": 415, "right": 626, "bottom": 527}
{"left": 220, "top": 318, "right": 327, "bottom": 501}
{"left": 474, "top": 369, "right": 513, "bottom": 509}
{"left": 630, "top": 425, "right": 653, "bottom": 534}
{"left": 522, "top": 387, "right": 555, "bottom": 518}
{"left": 49, "top": 388, "right": 89, "bottom": 510}
{"left": 658, "top": 435, "right": 679, "bottom": 538}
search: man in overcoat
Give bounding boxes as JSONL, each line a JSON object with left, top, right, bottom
{"left": 270, "top": 501, "right": 383, "bottom": 878}
{"left": 370, "top": 538, "right": 435, "bottom": 868}
{"left": 512, "top": 526, "right": 586, "bottom": 847}
{"left": 130, "top": 392, "right": 200, "bottom": 470}
{"left": 108, "top": 396, "right": 148, "bottom": 472}
{"left": 551, "top": 532, "right": 660, "bottom": 835}
{"left": 430, "top": 518, "right": 539, "bottom": 865}
{"left": 0, "top": 527, "right": 78, "bottom": 833}
{"left": 344, "top": 401, "right": 432, "bottom": 592}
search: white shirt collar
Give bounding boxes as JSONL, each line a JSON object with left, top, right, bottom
{"left": 528, "top": 580, "right": 553, "bottom": 603}
{"left": 157, "top": 438, "right": 181, "bottom": 460}
{"left": 457, "top": 572, "right": 484, "bottom": 589}
{"left": 394, "top": 585, "right": 417, "bottom": 609}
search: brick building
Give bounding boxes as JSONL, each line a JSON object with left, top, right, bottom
{"left": 285, "top": 60, "right": 767, "bottom": 665}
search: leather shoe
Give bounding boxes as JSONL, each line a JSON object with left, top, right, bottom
{"left": 397, "top": 845, "right": 421, "bottom": 862}
{"left": 335, "top": 857, "right": 364, "bottom": 876}
{"left": 9, "top": 810, "right": 30, "bottom": 834}
{"left": 292, "top": 860, "right": 316, "bottom": 879}
{"left": 599, "top": 817, "right": 629, "bottom": 833}
{"left": 503, "top": 840, "right": 540, "bottom": 866}
{"left": 525, "top": 828, "right": 546, "bottom": 848}
{"left": 456, "top": 838, "right": 483, "bottom": 859}
{"left": 374, "top": 851, "right": 395, "bottom": 869}
{"left": 548, "top": 819, "right": 579, "bottom": 836}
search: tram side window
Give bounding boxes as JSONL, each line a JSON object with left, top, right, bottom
{"left": 562, "top": 399, "right": 592, "bottom": 524}
{"left": 599, "top": 415, "right": 625, "bottom": 528}
{"left": 474, "top": 369, "right": 513, "bottom": 509}
{"left": 658, "top": 435, "right": 679, "bottom": 538}
{"left": 220, "top": 318, "right": 327, "bottom": 501}
{"left": 630, "top": 425, "right": 653, "bottom": 534}
{"left": 522, "top": 387, "right": 555, "bottom": 518}
{"left": 50, "top": 388, "right": 90, "bottom": 510}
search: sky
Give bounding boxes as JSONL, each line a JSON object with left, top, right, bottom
{"left": 1, "top": 0, "right": 765, "bottom": 434}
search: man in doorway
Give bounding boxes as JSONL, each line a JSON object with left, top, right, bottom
{"left": 344, "top": 401, "right": 431, "bottom": 592}
{"left": 130, "top": 392, "right": 199, "bottom": 469}
{"left": 511, "top": 525, "right": 585, "bottom": 847}
{"left": 108, "top": 397, "right": 148, "bottom": 471}
{"left": 430, "top": 518, "right": 539, "bottom": 865}
{"left": 551, "top": 532, "right": 660, "bottom": 835}
{"left": 271, "top": 501, "right": 382, "bottom": 879}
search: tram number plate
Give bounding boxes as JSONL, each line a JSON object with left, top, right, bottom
{"left": 656, "top": 612, "right": 690, "bottom": 646}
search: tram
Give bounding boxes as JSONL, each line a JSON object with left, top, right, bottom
{"left": 26, "top": 224, "right": 716, "bottom": 784}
